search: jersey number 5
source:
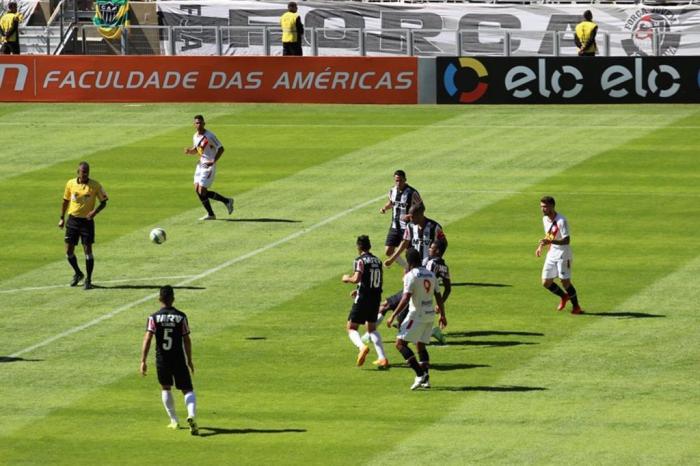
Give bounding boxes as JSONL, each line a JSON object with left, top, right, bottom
{"left": 162, "top": 328, "right": 173, "bottom": 350}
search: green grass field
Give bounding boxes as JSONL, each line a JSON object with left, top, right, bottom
{"left": 2, "top": 103, "right": 699, "bottom": 465}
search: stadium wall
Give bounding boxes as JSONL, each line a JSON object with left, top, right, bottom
{"left": 0, "top": 55, "right": 697, "bottom": 104}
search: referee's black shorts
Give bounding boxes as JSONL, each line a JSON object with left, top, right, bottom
{"left": 65, "top": 215, "right": 95, "bottom": 246}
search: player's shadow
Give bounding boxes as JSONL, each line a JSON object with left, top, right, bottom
{"left": 0, "top": 356, "right": 43, "bottom": 363}
{"left": 91, "top": 285, "right": 206, "bottom": 290}
{"left": 582, "top": 311, "right": 666, "bottom": 319}
{"left": 198, "top": 427, "right": 306, "bottom": 438}
{"left": 447, "top": 331, "right": 544, "bottom": 338}
{"left": 444, "top": 340, "right": 539, "bottom": 348}
{"left": 221, "top": 218, "right": 302, "bottom": 223}
{"left": 434, "top": 385, "right": 547, "bottom": 392}
{"left": 451, "top": 282, "right": 512, "bottom": 288}
{"left": 393, "top": 363, "right": 488, "bottom": 372}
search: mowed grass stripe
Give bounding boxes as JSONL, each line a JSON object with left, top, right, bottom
{"left": 0, "top": 104, "right": 433, "bottom": 281}
{"left": 5, "top": 105, "right": 689, "bottom": 351}
{"left": 0, "top": 104, "right": 239, "bottom": 181}
{"left": 2, "top": 104, "right": 696, "bottom": 462}
{"left": 366, "top": 113, "right": 700, "bottom": 465}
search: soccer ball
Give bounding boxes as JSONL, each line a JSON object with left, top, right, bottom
{"left": 149, "top": 228, "right": 166, "bottom": 244}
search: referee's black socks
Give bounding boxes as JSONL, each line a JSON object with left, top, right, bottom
{"left": 86, "top": 254, "right": 94, "bottom": 281}
{"left": 67, "top": 254, "right": 81, "bottom": 275}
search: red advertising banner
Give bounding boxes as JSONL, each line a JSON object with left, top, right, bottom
{"left": 0, "top": 56, "right": 418, "bottom": 104}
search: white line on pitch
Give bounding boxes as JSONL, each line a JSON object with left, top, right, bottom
{"left": 9, "top": 195, "right": 385, "bottom": 358}
{"left": 0, "top": 275, "right": 197, "bottom": 294}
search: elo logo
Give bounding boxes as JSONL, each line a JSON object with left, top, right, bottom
{"left": 443, "top": 58, "right": 488, "bottom": 103}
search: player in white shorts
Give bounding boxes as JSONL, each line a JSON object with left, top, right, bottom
{"left": 387, "top": 248, "right": 446, "bottom": 390}
{"left": 535, "top": 196, "right": 583, "bottom": 314}
{"left": 184, "top": 115, "right": 234, "bottom": 221}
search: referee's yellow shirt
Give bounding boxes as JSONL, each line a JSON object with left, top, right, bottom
{"left": 64, "top": 178, "right": 108, "bottom": 218}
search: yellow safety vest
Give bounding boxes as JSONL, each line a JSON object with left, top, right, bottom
{"left": 575, "top": 21, "right": 598, "bottom": 54}
{"left": 280, "top": 12, "right": 299, "bottom": 43}
{"left": 0, "top": 12, "right": 21, "bottom": 42}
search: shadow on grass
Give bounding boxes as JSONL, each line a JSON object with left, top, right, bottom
{"left": 220, "top": 218, "right": 302, "bottom": 223}
{"left": 446, "top": 330, "right": 544, "bottom": 338}
{"left": 434, "top": 385, "right": 547, "bottom": 392}
{"left": 0, "top": 356, "right": 43, "bottom": 363}
{"left": 393, "top": 363, "right": 489, "bottom": 372}
{"left": 445, "top": 340, "right": 538, "bottom": 348}
{"left": 198, "top": 427, "right": 306, "bottom": 437}
{"left": 245, "top": 336, "right": 267, "bottom": 341}
{"left": 90, "top": 285, "right": 206, "bottom": 290}
{"left": 451, "top": 282, "right": 512, "bottom": 288}
{"left": 582, "top": 311, "right": 666, "bottom": 319}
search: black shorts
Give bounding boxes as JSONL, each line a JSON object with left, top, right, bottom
{"left": 65, "top": 215, "right": 95, "bottom": 246}
{"left": 156, "top": 360, "right": 193, "bottom": 392}
{"left": 383, "top": 290, "right": 403, "bottom": 312}
{"left": 282, "top": 41, "right": 303, "bottom": 56}
{"left": 348, "top": 296, "right": 381, "bottom": 324}
{"left": 1, "top": 42, "right": 19, "bottom": 54}
{"left": 385, "top": 228, "right": 404, "bottom": 248}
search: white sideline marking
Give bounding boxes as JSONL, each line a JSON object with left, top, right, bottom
{"left": 0, "top": 275, "right": 197, "bottom": 294}
{"left": 9, "top": 195, "right": 385, "bottom": 358}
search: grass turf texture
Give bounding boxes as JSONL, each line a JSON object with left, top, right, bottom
{"left": 2, "top": 103, "right": 699, "bottom": 465}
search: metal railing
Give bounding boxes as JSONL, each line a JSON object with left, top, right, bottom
{"left": 25, "top": 24, "right": 700, "bottom": 57}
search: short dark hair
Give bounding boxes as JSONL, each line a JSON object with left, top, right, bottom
{"left": 394, "top": 170, "right": 406, "bottom": 179}
{"left": 408, "top": 202, "right": 425, "bottom": 216}
{"left": 78, "top": 161, "right": 90, "bottom": 172}
{"left": 194, "top": 114, "right": 204, "bottom": 122}
{"left": 406, "top": 248, "right": 421, "bottom": 268}
{"left": 287, "top": 1, "right": 297, "bottom": 10}
{"left": 583, "top": 10, "right": 592, "bottom": 21}
{"left": 431, "top": 239, "right": 447, "bottom": 256}
{"left": 356, "top": 235, "right": 371, "bottom": 251}
{"left": 160, "top": 285, "right": 174, "bottom": 305}
{"left": 540, "top": 196, "right": 556, "bottom": 207}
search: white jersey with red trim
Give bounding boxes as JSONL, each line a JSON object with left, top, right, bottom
{"left": 403, "top": 266, "right": 437, "bottom": 323}
{"left": 192, "top": 129, "right": 222, "bottom": 166}
{"left": 543, "top": 213, "right": 572, "bottom": 261}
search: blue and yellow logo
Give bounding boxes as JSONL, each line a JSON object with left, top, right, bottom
{"left": 443, "top": 58, "right": 489, "bottom": 103}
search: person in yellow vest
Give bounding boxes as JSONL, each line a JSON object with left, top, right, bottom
{"left": 280, "top": 1, "right": 304, "bottom": 56}
{"left": 59, "top": 162, "right": 109, "bottom": 290}
{"left": 0, "top": 1, "right": 21, "bottom": 55}
{"left": 574, "top": 10, "right": 598, "bottom": 57}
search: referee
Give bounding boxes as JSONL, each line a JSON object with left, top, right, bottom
{"left": 58, "top": 162, "right": 108, "bottom": 290}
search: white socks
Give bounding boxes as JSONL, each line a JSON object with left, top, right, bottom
{"left": 184, "top": 391, "right": 196, "bottom": 419}
{"left": 370, "top": 331, "right": 387, "bottom": 360}
{"left": 161, "top": 390, "right": 177, "bottom": 423}
{"left": 348, "top": 329, "right": 364, "bottom": 349}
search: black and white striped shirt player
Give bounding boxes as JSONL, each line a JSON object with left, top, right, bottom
{"left": 403, "top": 218, "right": 447, "bottom": 261}
{"left": 380, "top": 170, "right": 423, "bottom": 250}
{"left": 350, "top": 252, "right": 383, "bottom": 319}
